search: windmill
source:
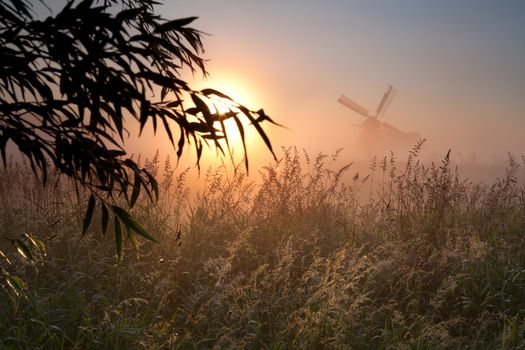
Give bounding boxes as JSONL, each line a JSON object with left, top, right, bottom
{"left": 337, "top": 85, "right": 419, "bottom": 157}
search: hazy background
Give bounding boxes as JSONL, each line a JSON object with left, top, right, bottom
{"left": 127, "top": 0, "right": 525, "bottom": 170}
{"left": 20, "top": 1, "right": 525, "bottom": 175}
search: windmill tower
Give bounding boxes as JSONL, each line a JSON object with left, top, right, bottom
{"left": 337, "top": 85, "right": 419, "bottom": 157}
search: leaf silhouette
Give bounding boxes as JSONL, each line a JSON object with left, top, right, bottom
{"left": 0, "top": 0, "right": 282, "bottom": 256}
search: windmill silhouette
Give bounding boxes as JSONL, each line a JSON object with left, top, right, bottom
{"left": 337, "top": 85, "right": 420, "bottom": 157}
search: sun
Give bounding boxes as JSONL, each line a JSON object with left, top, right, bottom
{"left": 209, "top": 98, "right": 259, "bottom": 159}
{"left": 205, "top": 76, "right": 265, "bottom": 140}
{"left": 186, "top": 71, "right": 277, "bottom": 168}
{"left": 209, "top": 73, "right": 262, "bottom": 108}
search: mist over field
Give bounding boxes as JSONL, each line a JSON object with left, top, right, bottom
{"left": 2, "top": 0, "right": 525, "bottom": 349}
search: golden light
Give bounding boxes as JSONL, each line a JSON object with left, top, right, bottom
{"left": 201, "top": 94, "right": 239, "bottom": 143}
{"left": 184, "top": 71, "right": 276, "bottom": 169}
{"left": 204, "top": 75, "right": 266, "bottom": 150}
{"left": 208, "top": 73, "right": 263, "bottom": 108}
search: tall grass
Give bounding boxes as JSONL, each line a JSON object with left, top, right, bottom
{"left": 1, "top": 144, "right": 525, "bottom": 349}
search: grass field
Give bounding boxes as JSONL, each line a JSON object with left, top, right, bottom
{"left": 1, "top": 144, "right": 525, "bottom": 349}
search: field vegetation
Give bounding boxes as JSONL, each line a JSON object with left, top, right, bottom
{"left": 1, "top": 143, "right": 525, "bottom": 349}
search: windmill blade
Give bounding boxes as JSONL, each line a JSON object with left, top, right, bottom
{"left": 337, "top": 94, "right": 370, "bottom": 118}
{"left": 375, "top": 85, "right": 397, "bottom": 118}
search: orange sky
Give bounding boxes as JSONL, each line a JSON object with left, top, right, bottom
{"left": 130, "top": 0, "right": 523, "bottom": 170}
{"left": 28, "top": 1, "right": 525, "bottom": 170}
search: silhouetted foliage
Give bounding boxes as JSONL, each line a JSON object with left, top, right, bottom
{"left": 0, "top": 0, "right": 279, "bottom": 256}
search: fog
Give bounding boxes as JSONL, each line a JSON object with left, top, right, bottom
{"left": 7, "top": 0, "right": 525, "bottom": 187}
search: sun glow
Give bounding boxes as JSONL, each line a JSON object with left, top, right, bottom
{"left": 207, "top": 73, "right": 263, "bottom": 109}
{"left": 202, "top": 74, "right": 268, "bottom": 151}
{"left": 174, "top": 70, "right": 279, "bottom": 169}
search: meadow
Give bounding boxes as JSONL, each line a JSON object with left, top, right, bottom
{"left": 1, "top": 143, "right": 525, "bottom": 349}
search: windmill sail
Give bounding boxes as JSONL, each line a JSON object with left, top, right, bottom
{"left": 375, "top": 85, "right": 397, "bottom": 118}
{"left": 337, "top": 84, "right": 420, "bottom": 159}
{"left": 337, "top": 94, "right": 370, "bottom": 118}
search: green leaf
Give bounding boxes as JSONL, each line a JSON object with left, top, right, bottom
{"left": 160, "top": 112, "right": 175, "bottom": 146}
{"left": 130, "top": 172, "right": 141, "bottom": 208}
{"left": 239, "top": 105, "right": 276, "bottom": 161}
{"left": 82, "top": 194, "right": 96, "bottom": 238}
{"left": 101, "top": 203, "right": 109, "bottom": 235}
{"left": 0, "top": 249, "right": 12, "bottom": 265}
{"left": 23, "top": 233, "right": 47, "bottom": 258}
{"left": 200, "top": 88, "right": 233, "bottom": 101}
{"left": 8, "top": 275, "right": 27, "bottom": 292}
{"left": 185, "top": 107, "right": 200, "bottom": 116}
{"left": 145, "top": 171, "right": 159, "bottom": 201}
{"left": 114, "top": 217, "right": 123, "bottom": 260}
{"left": 14, "top": 239, "right": 33, "bottom": 262}
{"left": 166, "top": 100, "right": 182, "bottom": 108}
{"left": 190, "top": 94, "right": 211, "bottom": 119}
{"left": 154, "top": 17, "right": 198, "bottom": 33}
{"left": 2, "top": 270, "right": 27, "bottom": 298}
{"left": 232, "top": 114, "right": 248, "bottom": 170}
{"left": 126, "top": 227, "right": 138, "bottom": 252}
{"left": 116, "top": 7, "right": 144, "bottom": 22}
{"left": 112, "top": 206, "right": 158, "bottom": 243}
{"left": 188, "top": 122, "right": 211, "bottom": 133}
{"left": 201, "top": 134, "right": 225, "bottom": 140}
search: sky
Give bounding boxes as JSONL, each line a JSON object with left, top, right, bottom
{"left": 25, "top": 0, "right": 525, "bottom": 169}
{"left": 148, "top": 0, "right": 525, "bottom": 166}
